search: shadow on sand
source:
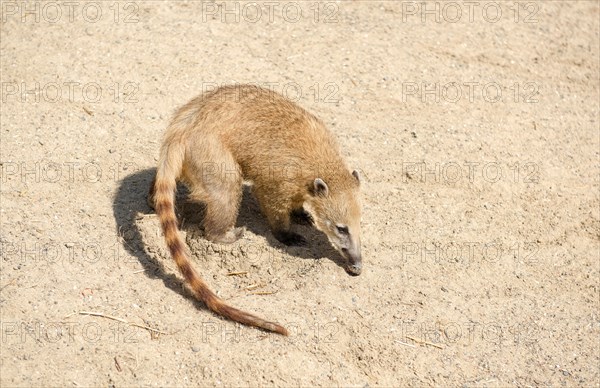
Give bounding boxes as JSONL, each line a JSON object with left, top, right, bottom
{"left": 112, "top": 168, "right": 348, "bottom": 308}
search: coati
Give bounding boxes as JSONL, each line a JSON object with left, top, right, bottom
{"left": 148, "top": 84, "right": 362, "bottom": 335}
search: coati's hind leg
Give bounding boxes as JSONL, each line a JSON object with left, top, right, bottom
{"left": 197, "top": 182, "right": 244, "bottom": 244}
{"left": 184, "top": 144, "right": 245, "bottom": 244}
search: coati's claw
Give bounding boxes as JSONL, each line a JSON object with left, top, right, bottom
{"left": 274, "top": 231, "right": 307, "bottom": 246}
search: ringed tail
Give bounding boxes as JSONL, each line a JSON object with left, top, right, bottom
{"left": 151, "top": 136, "right": 288, "bottom": 336}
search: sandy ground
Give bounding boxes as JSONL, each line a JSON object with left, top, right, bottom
{"left": 1, "top": 1, "right": 599, "bottom": 386}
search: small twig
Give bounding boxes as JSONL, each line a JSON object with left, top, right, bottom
{"left": 354, "top": 309, "right": 365, "bottom": 318}
{"left": 226, "top": 271, "right": 248, "bottom": 276}
{"left": 132, "top": 269, "right": 145, "bottom": 274}
{"left": 83, "top": 106, "right": 94, "bottom": 116}
{"left": 399, "top": 301, "right": 421, "bottom": 307}
{"left": 114, "top": 356, "right": 122, "bottom": 372}
{"left": 79, "top": 311, "right": 128, "bottom": 323}
{"left": 250, "top": 291, "right": 277, "bottom": 296}
{"left": 244, "top": 283, "right": 263, "bottom": 291}
{"left": 129, "top": 322, "right": 169, "bottom": 335}
{"left": 395, "top": 339, "right": 416, "bottom": 348}
{"left": 73, "top": 311, "right": 169, "bottom": 335}
{"left": 406, "top": 335, "right": 444, "bottom": 349}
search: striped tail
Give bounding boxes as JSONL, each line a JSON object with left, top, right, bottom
{"left": 151, "top": 137, "right": 288, "bottom": 336}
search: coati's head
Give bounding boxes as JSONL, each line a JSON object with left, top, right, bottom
{"left": 304, "top": 170, "right": 362, "bottom": 276}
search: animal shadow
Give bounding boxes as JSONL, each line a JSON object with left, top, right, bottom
{"left": 112, "top": 169, "right": 349, "bottom": 305}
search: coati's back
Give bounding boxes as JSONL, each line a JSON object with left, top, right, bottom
{"left": 182, "top": 85, "right": 353, "bottom": 190}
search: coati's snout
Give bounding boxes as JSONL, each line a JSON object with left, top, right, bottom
{"left": 305, "top": 172, "right": 362, "bottom": 275}
{"left": 332, "top": 219, "right": 362, "bottom": 276}
{"left": 342, "top": 246, "right": 362, "bottom": 276}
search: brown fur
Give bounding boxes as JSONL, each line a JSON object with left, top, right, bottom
{"left": 149, "top": 84, "right": 362, "bottom": 335}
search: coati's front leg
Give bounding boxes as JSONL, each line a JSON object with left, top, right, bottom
{"left": 290, "top": 208, "right": 314, "bottom": 226}
{"left": 273, "top": 224, "right": 306, "bottom": 246}
{"left": 272, "top": 217, "right": 306, "bottom": 246}
{"left": 255, "top": 192, "right": 306, "bottom": 246}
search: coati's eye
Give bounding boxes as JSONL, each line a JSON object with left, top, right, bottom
{"left": 336, "top": 225, "right": 349, "bottom": 235}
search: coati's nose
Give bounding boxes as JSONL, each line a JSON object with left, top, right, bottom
{"left": 346, "top": 262, "right": 362, "bottom": 276}
{"left": 342, "top": 248, "right": 362, "bottom": 276}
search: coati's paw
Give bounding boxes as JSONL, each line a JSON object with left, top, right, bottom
{"left": 274, "top": 231, "right": 306, "bottom": 246}
{"left": 208, "top": 227, "right": 245, "bottom": 244}
{"left": 290, "top": 208, "right": 314, "bottom": 226}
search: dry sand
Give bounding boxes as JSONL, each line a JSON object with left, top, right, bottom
{"left": 1, "top": 1, "right": 599, "bottom": 386}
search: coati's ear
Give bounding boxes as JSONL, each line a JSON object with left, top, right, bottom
{"left": 313, "top": 178, "right": 329, "bottom": 196}
{"left": 352, "top": 170, "right": 361, "bottom": 186}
